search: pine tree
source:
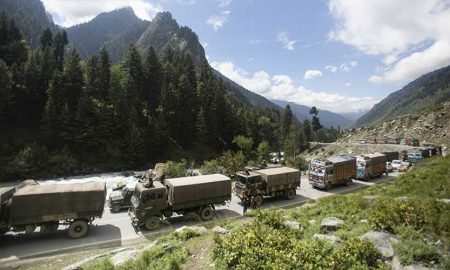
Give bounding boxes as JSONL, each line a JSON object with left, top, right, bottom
{"left": 143, "top": 46, "right": 162, "bottom": 114}
{"left": 63, "top": 47, "right": 83, "bottom": 115}
{"left": 303, "top": 119, "right": 312, "bottom": 142}
{"left": 282, "top": 105, "right": 294, "bottom": 140}
{"left": 99, "top": 47, "right": 111, "bottom": 102}
{"left": 40, "top": 28, "right": 52, "bottom": 49}
{"left": 53, "top": 30, "right": 68, "bottom": 70}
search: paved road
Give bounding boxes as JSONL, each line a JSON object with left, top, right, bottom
{"left": 0, "top": 173, "right": 398, "bottom": 265}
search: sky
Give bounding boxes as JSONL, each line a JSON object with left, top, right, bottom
{"left": 41, "top": 0, "right": 450, "bottom": 113}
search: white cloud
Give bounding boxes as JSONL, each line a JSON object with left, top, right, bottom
{"left": 345, "top": 82, "right": 351, "bottom": 87}
{"left": 206, "top": 10, "right": 230, "bottom": 31}
{"left": 304, "top": 70, "right": 323, "bottom": 80}
{"left": 325, "top": 65, "right": 337, "bottom": 73}
{"left": 350, "top": 61, "right": 357, "bottom": 67}
{"left": 42, "top": 0, "right": 162, "bottom": 27}
{"left": 211, "top": 61, "right": 377, "bottom": 113}
{"left": 328, "top": 0, "right": 450, "bottom": 84}
{"left": 201, "top": 42, "right": 209, "bottom": 48}
{"left": 277, "top": 32, "right": 297, "bottom": 51}
{"left": 217, "top": 0, "right": 231, "bottom": 7}
{"left": 339, "top": 61, "right": 357, "bottom": 72}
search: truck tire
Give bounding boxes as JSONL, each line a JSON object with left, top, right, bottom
{"left": 68, "top": 220, "right": 89, "bottom": 239}
{"left": 200, "top": 207, "right": 214, "bottom": 221}
{"left": 144, "top": 216, "right": 160, "bottom": 231}
{"left": 111, "top": 203, "right": 122, "bottom": 212}
{"left": 252, "top": 195, "right": 263, "bottom": 208}
{"left": 286, "top": 189, "right": 296, "bottom": 200}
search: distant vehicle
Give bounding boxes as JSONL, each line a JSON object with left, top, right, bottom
{"left": 357, "top": 139, "right": 366, "bottom": 144}
{"left": 406, "top": 149, "right": 429, "bottom": 163}
{"left": 0, "top": 182, "right": 106, "bottom": 239}
{"left": 309, "top": 155, "right": 356, "bottom": 190}
{"left": 269, "top": 152, "right": 284, "bottom": 163}
{"left": 109, "top": 186, "right": 135, "bottom": 212}
{"left": 234, "top": 167, "right": 301, "bottom": 208}
{"left": 380, "top": 151, "right": 400, "bottom": 162}
{"left": 356, "top": 153, "right": 387, "bottom": 180}
{"left": 391, "top": 160, "right": 402, "bottom": 170}
{"left": 129, "top": 174, "right": 231, "bottom": 230}
{"left": 386, "top": 162, "right": 393, "bottom": 172}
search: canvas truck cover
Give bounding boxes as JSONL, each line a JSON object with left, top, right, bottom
{"left": 9, "top": 182, "right": 106, "bottom": 225}
{"left": 165, "top": 174, "right": 231, "bottom": 206}
{"left": 1, "top": 187, "right": 15, "bottom": 206}
{"left": 256, "top": 167, "right": 301, "bottom": 187}
{"left": 381, "top": 151, "right": 399, "bottom": 162}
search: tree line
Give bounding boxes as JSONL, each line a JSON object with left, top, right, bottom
{"left": 0, "top": 13, "right": 338, "bottom": 181}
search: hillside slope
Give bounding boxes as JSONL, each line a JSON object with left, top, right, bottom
{"left": 272, "top": 100, "right": 353, "bottom": 128}
{"left": 342, "top": 101, "right": 450, "bottom": 147}
{"left": 355, "top": 65, "right": 450, "bottom": 127}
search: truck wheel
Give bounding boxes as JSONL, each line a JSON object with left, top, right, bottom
{"left": 112, "top": 203, "right": 121, "bottom": 212}
{"left": 286, "top": 189, "right": 296, "bottom": 200}
{"left": 252, "top": 195, "right": 263, "bottom": 208}
{"left": 144, "top": 216, "right": 160, "bottom": 231}
{"left": 68, "top": 220, "right": 89, "bottom": 239}
{"left": 200, "top": 207, "right": 214, "bottom": 221}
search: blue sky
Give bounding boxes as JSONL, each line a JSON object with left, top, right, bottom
{"left": 42, "top": 0, "right": 450, "bottom": 113}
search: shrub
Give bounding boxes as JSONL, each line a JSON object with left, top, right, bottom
{"left": 163, "top": 159, "right": 188, "bottom": 178}
{"left": 200, "top": 159, "right": 221, "bottom": 175}
{"left": 174, "top": 228, "right": 199, "bottom": 241}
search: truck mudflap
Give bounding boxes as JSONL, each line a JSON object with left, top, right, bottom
{"left": 128, "top": 209, "right": 140, "bottom": 227}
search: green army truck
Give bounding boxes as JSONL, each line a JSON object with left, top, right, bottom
{"left": 234, "top": 167, "right": 301, "bottom": 208}
{"left": 0, "top": 182, "right": 106, "bottom": 239}
{"left": 309, "top": 155, "right": 356, "bottom": 190}
{"left": 129, "top": 174, "right": 231, "bottom": 231}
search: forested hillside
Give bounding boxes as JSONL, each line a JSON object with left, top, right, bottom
{"left": 0, "top": 13, "right": 335, "bottom": 181}
{"left": 355, "top": 65, "right": 450, "bottom": 127}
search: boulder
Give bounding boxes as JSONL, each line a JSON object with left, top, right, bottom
{"left": 320, "top": 217, "right": 344, "bottom": 231}
{"left": 363, "top": 195, "right": 379, "bottom": 203}
{"left": 212, "top": 226, "right": 229, "bottom": 234}
{"left": 284, "top": 220, "right": 301, "bottom": 230}
{"left": 313, "top": 233, "right": 342, "bottom": 244}
{"left": 392, "top": 256, "right": 438, "bottom": 270}
{"left": 436, "top": 198, "right": 450, "bottom": 204}
{"left": 175, "top": 225, "right": 207, "bottom": 235}
{"left": 308, "top": 219, "right": 316, "bottom": 225}
{"left": 359, "top": 231, "right": 399, "bottom": 259}
{"left": 111, "top": 249, "right": 139, "bottom": 266}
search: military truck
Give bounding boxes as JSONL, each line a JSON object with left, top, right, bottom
{"left": 234, "top": 167, "right": 301, "bottom": 208}
{"left": 0, "top": 182, "right": 106, "bottom": 239}
{"left": 129, "top": 174, "right": 231, "bottom": 230}
{"left": 108, "top": 185, "right": 135, "bottom": 212}
{"left": 356, "top": 153, "right": 387, "bottom": 180}
{"left": 309, "top": 155, "right": 356, "bottom": 189}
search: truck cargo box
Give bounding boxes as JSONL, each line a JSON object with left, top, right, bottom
{"left": 256, "top": 167, "right": 300, "bottom": 188}
{"left": 165, "top": 174, "right": 231, "bottom": 208}
{"left": 328, "top": 155, "right": 357, "bottom": 182}
{"left": 381, "top": 151, "right": 399, "bottom": 162}
{"left": 9, "top": 182, "right": 106, "bottom": 225}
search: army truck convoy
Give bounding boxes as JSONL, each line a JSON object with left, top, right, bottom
{"left": 0, "top": 182, "right": 106, "bottom": 239}
{"left": 0, "top": 146, "right": 441, "bottom": 239}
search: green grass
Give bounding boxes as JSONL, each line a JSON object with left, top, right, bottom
{"left": 213, "top": 156, "right": 450, "bottom": 269}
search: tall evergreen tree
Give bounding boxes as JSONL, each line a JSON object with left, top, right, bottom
{"left": 99, "top": 47, "right": 111, "bottom": 102}
{"left": 143, "top": 46, "right": 162, "bottom": 114}
{"left": 63, "top": 47, "right": 83, "bottom": 115}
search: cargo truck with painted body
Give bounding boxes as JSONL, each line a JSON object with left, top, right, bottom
{"left": 356, "top": 153, "right": 387, "bottom": 180}
{"left": 129, "top": 174, "right": 231, "bottom": 230}
{"left": 0, "top": 182, "right": 106, "bottom": 239}
{"left": 234, "top": 167, "right": 301, "bottom": 208}
{"left": 309, "top": 155, "right": 356, "bottom": 189}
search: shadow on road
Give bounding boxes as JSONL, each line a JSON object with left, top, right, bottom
{"left": 0, "top": 224, "right": 122, "bottom": 261}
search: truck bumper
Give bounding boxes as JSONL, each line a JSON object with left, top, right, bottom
{"left": 309, "top": 180, "right": 326, "bottom": 189}
{"left": 128, "top": 209, "right": 140, "bottom": 227}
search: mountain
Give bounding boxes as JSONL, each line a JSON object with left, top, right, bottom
{"left": 339, "top": 111, "right": 368, "bottom": 122}
{"left": 67, "top": 7, "right": 149, "bottom": 62}
{"left": 355, "top": 65, "right": 450, "bottom": 127}
{"left": 0, "top": 0, "right": 58, "bottom": 47}
{"left": 67, "top": 9, "right": 279, "bottom": 110}
{"left": 272, "top": 100, "right": 353, "bottom": 128}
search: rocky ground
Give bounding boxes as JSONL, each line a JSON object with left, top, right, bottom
{"left": 340, "top": 101, "right": 450, "bottom": 148}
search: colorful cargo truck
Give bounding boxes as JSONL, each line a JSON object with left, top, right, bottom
{"left": 129, "top": 174, "right": 231, "bottom": 230}
{"left": 0, "top": 182, "right": 106, "bottom": 239}
{"left": 309, "top": 155, "right": 356, "bottom": 190}
{"left": 234, "top": 167, "right": 301, "bottom": 208}
{"left": 356, "top": 153, "right": 387, "bottom": 180}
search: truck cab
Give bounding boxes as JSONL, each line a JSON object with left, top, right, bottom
{"left": 234, "top": 171, "right": 264, "bottom": 199}
{"left": 130, "top": 181, "right": 168, "bottom": 228}
{"left": 309, "top": 160, "right": 334, "bottom": 189}
{"left": 109, "top": 186, "right": 135, "bottom": 212}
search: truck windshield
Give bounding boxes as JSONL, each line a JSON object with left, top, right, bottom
{"left": 237, "top": 175, "right": 248, "bottom": 184}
